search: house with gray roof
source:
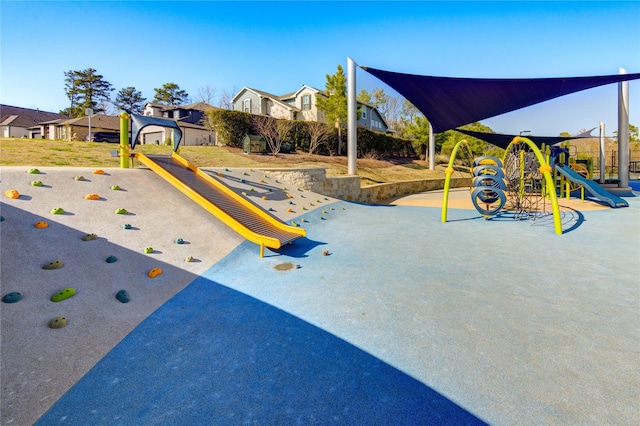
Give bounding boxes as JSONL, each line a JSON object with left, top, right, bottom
{"left": 140, "top": 101, "right": 218, "bottom": 146}
{"left": 231, "top": 86, "right": 389, "bottom": 132}
{"left": 1, "top": 105, "right": 67, "bottom": 139}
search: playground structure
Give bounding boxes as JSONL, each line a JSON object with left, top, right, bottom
{"left": 441, "top": 136, "right": 629, "bottom": 235}
{"left": 117, "top": 113, "right": 306, "bottom": 257}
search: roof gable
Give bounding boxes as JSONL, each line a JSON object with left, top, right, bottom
{"left": 1, "top": 105, "right": 67, "bottom": 128}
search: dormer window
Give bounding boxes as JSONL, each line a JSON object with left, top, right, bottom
{"left": 302, "top": 95, "right": 311, "bottom": 111}
{"left": 243, "top": 99, "right": 251, "bottom": 113}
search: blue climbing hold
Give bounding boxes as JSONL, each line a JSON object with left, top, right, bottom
{"left": 116, "top": 290, "right": 130, "bottom": 303}
{"left": 2, "top": 292, "right": 22, "bottom": 303}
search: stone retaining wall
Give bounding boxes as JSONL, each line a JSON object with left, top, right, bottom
{"left": 260, "top": 167, "right": 470, "bottom": 204}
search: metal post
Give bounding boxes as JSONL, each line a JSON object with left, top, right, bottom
{"left": 86, "top": 108, "right": 93, "bottom": 141}
{"left": 347, "top": 57, "right": 357, "bottom": 175}
{"left": 119, "top": 112, "right": 130, "bottom": 168}
{"left": 618, "top": 68, "right": 629, "bottom": 188}
{"left": 429, "top": 122, "right": 435, "bottom": 170}
{"left": 599, "top": 122, "right": 606, "bottom": 183}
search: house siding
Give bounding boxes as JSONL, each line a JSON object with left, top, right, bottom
{"left": 233, "top": 91, "right": 263, "bottom": 115}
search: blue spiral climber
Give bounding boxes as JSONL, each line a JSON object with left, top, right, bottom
{"left": 470, "top": 156, "right": 506, "bottom": 216}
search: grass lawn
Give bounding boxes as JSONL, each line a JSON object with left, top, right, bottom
{"left": 0, "top": 138, "right": 454, "bottom": 186}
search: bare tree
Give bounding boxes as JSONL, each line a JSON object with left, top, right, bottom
{"left": 218, "top": 85, "right": 238, "bottom": 109}
{"left": 384, "top": 96, "right": 401, "bottom": 132}
{"left": 307, "top": 121, "right": 333, "bottom": 154}
{"left": 253, "top": 116, "right": 293, "bottom": 156}
{"left": 196, "top": 84, "right": 217, "bottom": 105}
{"left": 97, "top": 99, "right": 116, "bottom": 116}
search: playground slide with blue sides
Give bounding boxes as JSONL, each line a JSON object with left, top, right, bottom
{"left": 555, "top": 164, "right": 629, "bottom": 208}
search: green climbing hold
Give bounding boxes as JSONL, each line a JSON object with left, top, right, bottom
{"left": 302, "top": 206, "right": 307, "bottom": 210}
{"left": 144, "top": 247, "right": 154, "bottom": 254}
{"left": 175, "top": 238, "right": 184, "bottom": 244}
{"left": 28, "top": 168, "right": 40, "bottom": 174}
{"left": 74, "top": 175, "right": 86, "bottom": 181}
{"left": 49, "top": 316, "right": 67, "bottom": 329}
{"left": 116, "top": 290, "right": 129, "bottom": 303}
{"left": 106, "top": 255, "right": 118, "bottom": 263}
{"left": 291, "top": 221, "right": 298, "bottom": 227}
{"left": 250, "top": 188, "right": 254, "bottom": 192}
{"left": 82, "top": 233, "right": 98, "bottom": 241}
{"left": 43, "top": 260, "right": 63, "bottom": 270}
{"left": 31, "top": 180, "right": 43, "bottom": 187}
{"left": 111, "top": 185, "right": 121, "bottom": 190}
{"left": 2, "top": 292, "right": 22, "bottom": 303}
{"left": 51, "top": 287, "right": 76, "bottom": 302}
{"left": 123, "top": 223, "right": 132, "bottom": 229}
{"left": 50, "top": 207, "right": 64, "bottom": 215}
{"left": 115, "top": 208, "right": 127, "bottom": 214}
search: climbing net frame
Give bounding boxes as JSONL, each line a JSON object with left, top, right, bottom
{"left": 441, "top": 137, "right": 563, "bottom": 235}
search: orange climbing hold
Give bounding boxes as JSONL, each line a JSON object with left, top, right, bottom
{"left": 34, "top": 221, "right": 49, "bottom": 229}
{"left": 4, "top": 190, "right": 19, "bottom": 199}
{"left": 84, "top": 193, "right": 100, "bottom": 200}
{"left": 92, "top": 169, "right": 105, "bottom": 175}
{"left": 147, "top": 267, "right": 163, "bottom": 278}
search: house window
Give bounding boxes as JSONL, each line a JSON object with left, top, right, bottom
{"left": 362, "top": 107, "right": 367, "bottom": 119}
{"left": 243, "top": 99, "right": 251, "bottom": 113}
{"left": 302, "top": 95, "right": 311, "bottom": 111}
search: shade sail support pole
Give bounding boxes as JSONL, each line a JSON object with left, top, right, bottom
{"left": 429, "top": 122, "right": 435, "bottom": 170}
{"left": 347, "top": 57, "right": 357, "bottom": 175}
{"left": 618, "top": 68, "right": 629, "bottom": 188}
{"left": 599, "top": 122, "right": 606, "bottom": 184}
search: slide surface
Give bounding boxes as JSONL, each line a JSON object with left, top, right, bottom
{"left": 555, "top": 164, "right": 628, "bottom": 208}
{"left": 135, "top": 153, "right": 305, "bottom": 249}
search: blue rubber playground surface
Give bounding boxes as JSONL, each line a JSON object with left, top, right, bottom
{"left": 33, "top": 190, "right": 640, "bottom": 425}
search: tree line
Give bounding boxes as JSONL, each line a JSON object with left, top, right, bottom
{"left": 60, "top": 66, "right": 637, "bottom": 160}
{"left": 60, "top": 68, "right": 235, "bottom": 118}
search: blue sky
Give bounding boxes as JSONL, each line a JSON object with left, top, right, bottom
{"left": 1, "top": 1, "right": 638, "bottom": 136}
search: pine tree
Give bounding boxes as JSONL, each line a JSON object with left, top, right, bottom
{"left": 114, "top": 87, "right": 147, "bottom": 114}
{"left": 316, "top": 64, "right": 348, "bottom": 155}
{"left": 153, "top": 83, "right": 189, "bottom": 105}
{"left": 62, "top": 68, "right": 114, "bottom": 117}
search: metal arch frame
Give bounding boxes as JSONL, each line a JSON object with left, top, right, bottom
{"left": 441, "top": 136, "right": 562, "bottom": 235}
{"left": 440, "top": 139, "right": 474, "bottom": 223}
{"left": 502, "top": 136, "right": 562, "bottom": 235}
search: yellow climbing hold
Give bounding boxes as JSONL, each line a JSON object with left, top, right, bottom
{"left": 262, "top": 196, "right": 268, "bottom": 200}
{"left": 43, "top": 260, "right": 63, "bottom": 270}
{"left": 49, "top": 316, "right": 67, "bottom": 329}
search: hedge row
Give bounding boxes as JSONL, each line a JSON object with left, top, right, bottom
{"left": 207, "top": 110, "right": 416, "bottom": 157}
